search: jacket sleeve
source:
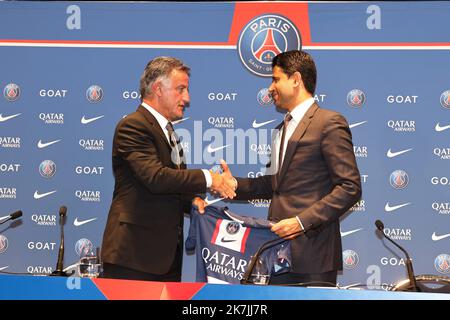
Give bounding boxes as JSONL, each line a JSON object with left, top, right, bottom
{"left": 235, "top": 174, "right": 274, "bottom": 200}
{"left": 115, "top": 117, "right": 207, "bottom": 194}
{"left": 298, "top": 113, "right": 362, "bottom": 228}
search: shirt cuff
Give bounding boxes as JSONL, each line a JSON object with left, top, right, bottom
{"left": 295, "top": 216, "right": 305, "bottom": 231}
{"left": 202, "top": 169, "right": 212, "bottom": 188}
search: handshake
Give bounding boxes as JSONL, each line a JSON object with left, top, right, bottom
{"left": 209, "top": 159, "right": 237, "bottom": 200}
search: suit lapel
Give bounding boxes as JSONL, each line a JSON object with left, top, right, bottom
{"left": 137, "top": 105, "right": 172, "bottom": 150}
{"left": 278, "top": 103, "right": 319, "bottom": 182}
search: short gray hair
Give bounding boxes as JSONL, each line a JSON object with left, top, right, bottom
{"left": 139, "top": 56, "right": 190, "bottom": 101}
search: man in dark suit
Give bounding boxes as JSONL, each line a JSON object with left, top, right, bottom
{"left": 101, "top": 57, "right": 236, "bottom": 282}
{"left": 200, "top": 50, "right": 361, "bottom": 286}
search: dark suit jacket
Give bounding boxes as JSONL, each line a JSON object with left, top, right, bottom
{"left": 235, "top": 103, "right": 362, "bottom": 274}
{"left": 101, "top": 105, "right": 207, "bottom": 274}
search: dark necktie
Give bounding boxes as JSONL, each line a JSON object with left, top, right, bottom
{"left": 278, "top": 113, "right": 292, "bottom": 174}
{"left": 166, "top": 122, "right": 183, "bottom": 169}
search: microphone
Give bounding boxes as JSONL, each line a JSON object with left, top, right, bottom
{"left": 241, "top": 224, "right": 313, "bottom": 285}
{"left": 0, "top": 210, "right": 23, "bottom": 225}
{"left": 50, "top": 206, "right": 69, "bottom": 277}
{"left": 375, "top": 219, "right": 419, "bottom": 292}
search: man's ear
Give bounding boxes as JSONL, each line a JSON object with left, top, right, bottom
{"left": 292, "top": 71, "right": 302, "bottom": 88}
{"left": 152, "top": 80, "right": 162, "bottom": 97}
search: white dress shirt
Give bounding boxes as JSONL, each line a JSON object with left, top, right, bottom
{"left": 141, "top": 102, "right": 212, "bottom": 187}
{"left": 273, "top": 97, "right": 315, "bottom": 229}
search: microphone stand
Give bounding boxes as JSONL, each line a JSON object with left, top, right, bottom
{"left": 50, "top": 209, "right": 69, "bottom": 277}
{"left": 376, "top": 220, "right": 419, "bottom": 292}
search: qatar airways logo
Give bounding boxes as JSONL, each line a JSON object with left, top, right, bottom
{"left": 0, "top": 137, "right": 20, "bottom": 149}
{"left": 201, "top": 247, "right": 248, "bottom": 282}
{"left": 383, "top": 227, "right": 412, "bottom": 241}
{"left": 31, "top": 214, "right": 57, "bottom": 226}
{"left": 248, "top": 199, "right": 271, "bottom": 208}
{"left": 250, "top": 144, "right": 271, "bottom": 156}
{"left": 0, "top": 187, "right": 16, "bottom": 199}
{"left": 238, "top": 14, "right": 301, "bottom": 77}
{"left": 353, "top": 146, "right": 368, "bottom": 158}
{"left": 349, "top": 199, "right": 366, "bottom": 212}
{"left": 75, "top": 190, "right": 101, "bottom": 202}
{"left": 208, "top": 117, "right": 234, "bottom": 128}
{"left": 433, "top": 148, "right": 450, "bottom": 160}
{"left": 79, "top": 139, "right": 104, "bottom": 151}
{"left": 387, "top": 120, "right": 415, "bottom": 132}
{"left": 39, "top": 113, "right": 64, "bottom": 125}
{"left": 432, "top": 202, "right": 450, "bottom": 215}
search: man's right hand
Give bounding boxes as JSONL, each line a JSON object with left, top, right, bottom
{"left": 210, "top": 160, "right": 237, "bottom": 199}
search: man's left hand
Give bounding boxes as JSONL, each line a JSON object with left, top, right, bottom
{"left": 270, "top": 217, "right": 303, "bottom": 239}
{"left": 192, "top": 197, "right": 208, "bottom": 214}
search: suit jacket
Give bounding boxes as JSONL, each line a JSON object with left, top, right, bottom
{"left": 236, "top": 103, "right": 362, "bottom": 273}
{"left": 101, "top": 105, "right": 207, "bottom": 275}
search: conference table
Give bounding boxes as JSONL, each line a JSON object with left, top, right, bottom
{"left": 0, "top": 274, "right": 448, "bottom": 300}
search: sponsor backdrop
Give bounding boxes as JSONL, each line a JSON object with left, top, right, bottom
{"left": 0, "top": 1, "right": 449, "bottom": 289}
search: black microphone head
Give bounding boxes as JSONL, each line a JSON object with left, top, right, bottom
{"left": 375, "top": 220, "right": 384, "bottom": 231}
{"left": 59, "top": 206, "right": 67, "bottom": 217}
{"left": 10, "top": 210, "right": 22, "bottom": 220}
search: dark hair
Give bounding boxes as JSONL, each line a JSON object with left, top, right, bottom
{"left": 272, "top": 50, "right": 317, "bottom": 95}
{"left": 139, "top": 56, "right": 190, "bottom": 101}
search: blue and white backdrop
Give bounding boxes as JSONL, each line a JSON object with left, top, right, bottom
{"left": 0, "top": 1, "right": 449, "bottom": 289}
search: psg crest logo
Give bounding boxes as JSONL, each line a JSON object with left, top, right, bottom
{"left": 389, "top": 170, "right": 409, "bottom": 189}
{"left": 75, "top": 238, "right": 94, "bottom": 257}
{"left": 440, "top": 90, "right": 450, "bottom": 109}
{"left": 3, "top": 83, "right": 20, "bottom": 102}
{"left": 342, "top": 249, "right": 359, "bottom": 269}
{"left": 238, "top": 14, "right": 301, "bottom": 77}
{"left": 226, "top": 221, "right": 240, "bottom": 235}
{"left": 39, "top": 160, "right": 56, "bottom": 179}
{"left": 435, "top": 254, "right": 450, "bottom": 274}
{"left": 257, "top": 88, "right": 274, "bottom": 106}
{"left": 347, "top": 89, "right": 366, "bottom": 108}
{"left": 86, "top": 85, "right": 103, "bottom": 103}
{"left": 0, "top": 235, "right": 8, "bottom": 253}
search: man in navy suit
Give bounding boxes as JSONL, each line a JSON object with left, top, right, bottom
{"left": 199, "top": 50, "right": 362, "bottom": 286}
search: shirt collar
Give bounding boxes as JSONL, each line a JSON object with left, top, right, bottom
{"left": 141, "top": 101, "right": 169, "bottom": 131}
{"left": 289, "top": 97, "right": 315, "bottom": 123}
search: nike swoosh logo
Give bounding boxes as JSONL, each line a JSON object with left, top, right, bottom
{"left": 431, "top": 232, "right": 450, "bottom": 241}
{"left": 33, "top": 190, "right": 57, "bottom": 199}
{"left": 37, "top": 139, "right": 61, "bottom": 149}
{"left": 435, "top": 123, "right": 450, "bottom": 132}
{"left": 0, "top": 113, "right": 21, "bottom": 122}
{"left": 386, "top": 148, "right": 413, "bottom": 158}
{"left": 340, "top": 228, "right": 363, "bottom": 237}
{"left": 384, "top": 202, "right": 411, "bottom": 212}
{"left": 349, "top": 121, "right": 367, "bottom": 129}
{"left": 207, "top": 144, "right": 230, "bottom": 153}
{"left": 0, "top": 266, "right": 9, "bottom": 271}
{"left": 74, "top": 217, "right": 97, "bottom": 227}
{"left": 205, "top": 197, "right": 224, "bottom": 205}
{"left": 81, "top": 115, "right": 104, "bottom": 124}
{"left": 252, "top": 119, "right": 276, "bottom": 128}
{"left": 172, "top": 117, "right": 190, "bottom": 125}
{"left": 221, "top": 237, "right": 236, "bottom": 243}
